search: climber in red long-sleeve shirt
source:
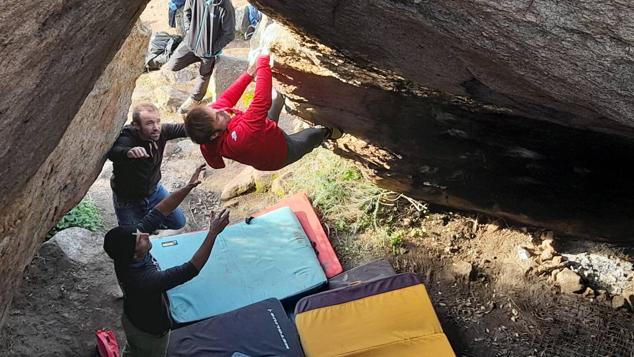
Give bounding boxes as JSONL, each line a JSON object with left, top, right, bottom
{"left": 184, "top": 53, "right": 342, "bottom": 171}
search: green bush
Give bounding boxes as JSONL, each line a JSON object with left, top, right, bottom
{"left": 48, "top": 198, "right": 103, "bottom": 238}
{"left": 285, "top": 150, "right": 388, "bottom": 234}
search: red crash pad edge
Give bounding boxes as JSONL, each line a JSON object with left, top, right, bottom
{"left": 255, "top": 192, "right": 343, "bottom": 278}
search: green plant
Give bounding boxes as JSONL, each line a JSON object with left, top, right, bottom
{"left": 285, "top": 150, "right": 385, "bottom": 234}
{"left": 389, "top": 231, "right": 405, "bottom": 255}
{"left": 409, "top": 227, "right": 428, "bottom": 238}
{"left": 48, "top": 198, "right": 103, "bottom": 238}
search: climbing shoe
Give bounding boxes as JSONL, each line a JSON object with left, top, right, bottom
{"left": 326, "top": 126, "right": 344, "bottom": 140}
{"left": 178, "top": 97, "right": 202, "bottom": 115}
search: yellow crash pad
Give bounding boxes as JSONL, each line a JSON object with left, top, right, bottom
{"left": 294, "top": 273, "right": 455, "bottom": 357}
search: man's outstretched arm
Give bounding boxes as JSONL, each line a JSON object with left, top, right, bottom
{"left": 154, "top": 164, "right": 206, "bottom": 216}
{"left": 136, "top": 164, "right": 206, "bottom": 234}
{"left": 190, "top": 208, "right": 230, "bottom": 270}
{"left": 131, "top": 208, "right": 230, "bottom": 293}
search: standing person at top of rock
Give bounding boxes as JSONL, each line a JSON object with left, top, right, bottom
{"left": 165, "top": 0, "right": 236, "bottom": 115}
{"left": 103, "top": 164, "right": 230, "bottom": 357}
{"left": 107, "top": 103, "right": 189, "bottom": 229}
{"left": 183, "top": 51, "right": 343, "bottom": 171}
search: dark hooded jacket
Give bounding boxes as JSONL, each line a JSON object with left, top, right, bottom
{"left": 107, "top": 124, "right": 186, "bottom": 200}
{"left": 183, "top": 0, "right": 236, "bottom": 58}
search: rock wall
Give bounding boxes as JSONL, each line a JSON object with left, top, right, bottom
{"left": 0, "top": 0, "right": 149, "bottom": 210}
{"left": 0, "top": 23, "right": 149, "bottom": 325}
{"left": 250, "top": 12, "right": 634, "bottom": 242}
{"left": 252, "top": 0, "right": 634, "bottom": 137}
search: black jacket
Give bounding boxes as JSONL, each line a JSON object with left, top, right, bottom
{"left": 107, "top": 124, "right": 187, "bottom": 200}
{"left": 115, "top": 210, "right": 199, "bottom": 335}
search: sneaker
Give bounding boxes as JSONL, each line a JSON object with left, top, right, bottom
{"left": 244, "top": 25, "right": 256, "bottom": 40}
{"left": 178, "top": 97, "right": 202, "bottom": 115}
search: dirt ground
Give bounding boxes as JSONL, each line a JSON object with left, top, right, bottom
{"left": 1, "top": 1, "right": 634, "bottom": 356}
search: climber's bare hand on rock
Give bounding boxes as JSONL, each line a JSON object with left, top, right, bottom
{"left": 127, "top": 147, "right": 150, "bottom": 159}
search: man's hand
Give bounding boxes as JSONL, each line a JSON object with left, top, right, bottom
{"left": 153, "top": 164, "right": 205, "bottom": 217}
{"left": 127, "top": 147, "right": 150, "bottom": 159}
{"left": 209, "top": 208, "right": 230, "bottom": 236}
{"left": 187, "top": 164, "right": 207, "bottom": 188}
{"left": 190, "top": 207, "right": 231, "bottom": 271}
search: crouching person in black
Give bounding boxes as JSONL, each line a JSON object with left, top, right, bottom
{"left": 103, "top": 164, "right": 230, "bottom": 357}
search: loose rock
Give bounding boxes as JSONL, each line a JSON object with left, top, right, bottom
{"left": 611, "top": 295, "right": 626, "bottom": 310}
{"left": 270, "top": 171, "right": 294, "bottom": 197}
{"left": 220, "top": 167, "right": 256, "bottom": 201}
{"left": 45, "top": 228, "right": 104, "bottom": 265}
{"left": 555, "top": 269, "right": 585, "bottom": 294}
{"left": 451, "top": 261, "right": 474, "bottom": 281}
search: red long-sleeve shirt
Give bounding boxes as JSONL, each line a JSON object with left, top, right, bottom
{"left": 200, "top": 55, "right": 288, "bottom": 171}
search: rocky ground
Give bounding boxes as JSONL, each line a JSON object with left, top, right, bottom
{"left": 1, "top": 1, "right": 633, "bottom": 356}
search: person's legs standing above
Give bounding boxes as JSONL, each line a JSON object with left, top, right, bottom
{"left": 178, "top": 56, "right": 215, "bottom": 114}
{"left": 164, "top": 42, "right": 205, "bottom": 114}
{"left": 164, "top": 41, "right": 199, "bottom": 72}
{"left": 190, "top": 56, "right": 215, "bottom": 102}
{"left": 147, "top": 184, "right": 187, "bottom": 230}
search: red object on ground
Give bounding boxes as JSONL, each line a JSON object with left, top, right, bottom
{"left": 255, "top": 192, "right": 343, "bottom": 278}
{"left": 96, "top": 329, "right": 120, "bottom": 357}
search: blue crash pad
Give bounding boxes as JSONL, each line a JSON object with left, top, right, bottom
{"left": 150, "top": 206, "right": 327, "bottom": 323}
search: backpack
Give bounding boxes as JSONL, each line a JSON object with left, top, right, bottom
{"left": 95, "top": 329, "right": 121, "bottom": 357}
{"left": 144, "top": 32, "right": 183, "bottom": 71}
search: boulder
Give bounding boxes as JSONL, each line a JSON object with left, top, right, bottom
{"left": 220, "top": 167, "right": 257, "bottom": 201}
{"left": 555, "top": 269, "right": 585, "bottom": 294}
{"left": 0, "top": 0, "right": 149, "bottom": 209}
{"left": 161, "top": 65, "right": 199, "bottom": 83}
{"left": 211, "top": 55, "right": 249, "bottom": 102}
{"left": 252, "top": 0, "right": 634, "bottom": 136}
{"left": 0, "top": 23, "right": 149, "bottom": 326}
{"left": 154, "top": 85, "right": 190, "bottom": 113}
{"left": 241, "top": 8, "right": 634, "bottom": 242}
{"left": 45, "top": 228, "right": 103, "bottom": 265}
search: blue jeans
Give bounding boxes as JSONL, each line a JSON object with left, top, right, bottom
{"left": 112, "top": 184, "right": 186, "bottom": 230}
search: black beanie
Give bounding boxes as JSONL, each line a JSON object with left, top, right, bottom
{"left": 103, "top": 226, "right": 137, "bottom": 263}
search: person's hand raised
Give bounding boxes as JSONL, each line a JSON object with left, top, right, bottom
{"left": 187, "top": 164, "right": 207, "bottom": 188}
{"left": 209, "top": 208, "right": 230, "bottom": 236}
